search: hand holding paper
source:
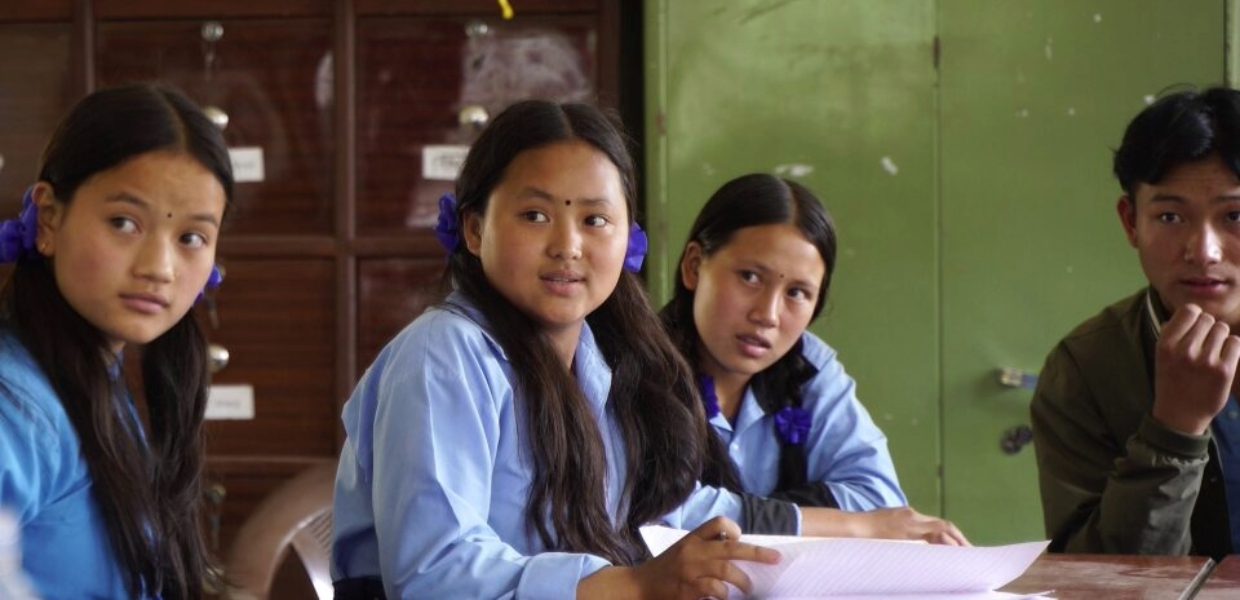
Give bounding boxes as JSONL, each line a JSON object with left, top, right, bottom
{"left": 640, "top": 525, "right": 1049, "bottom": 599}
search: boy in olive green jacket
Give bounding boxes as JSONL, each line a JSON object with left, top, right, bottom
{"left": 1032, "top": 88, "right": 1240, "bottom": 560}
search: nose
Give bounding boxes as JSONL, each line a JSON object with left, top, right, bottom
{"left": 1185, "top": 224, "right": 1223, "bottom": 265}
{"left": 134, "top": 236, "right": 175, "bottom": 283}
{"left": 547, "top": 219, "right": 582, "bottom": 261}
{"left": 748, "top": 288, "right": 780, "bottom": 328}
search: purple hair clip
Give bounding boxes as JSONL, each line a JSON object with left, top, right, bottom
{"left": 435, "top": 193, "right": 462, "bottom": 253}
{"left": 774, "top": 406, "right": 812, "bottom": 446}
{"left": 697, "top": 374, "right": 721, "bottom": 419}
{"left": 0, "top": 187, "right": 40, "bottom": 264}
{"left": 624, "top": 222, "right": 647, "bottom": 273}
{"left": 195, "top": 265, "right": 225, "bottom": 304}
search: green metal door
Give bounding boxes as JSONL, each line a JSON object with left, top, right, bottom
{"left": 647, "top": 0, "right": 1226, "bottom": 543}
{"left": 645, "top": 0, "right": 943, "bottom": 512}
{"left": 938, "top": 1, "right": 1224, "bottom": 544}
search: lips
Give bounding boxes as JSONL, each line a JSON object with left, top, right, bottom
{"left": 1178, "top": 276, "right": 1231, "bottom": 293}
{"left": 736, "top": 333, "right": 773, "bottom": 358}
{"left": 120, "top": 292, "right": 170, "bottom": 314}
{"left": 540, "top": 270, "right": 585, "bottom": 296}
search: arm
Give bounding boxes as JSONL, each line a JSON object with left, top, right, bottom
{"left": 1030, "top": 309, "right": 1225, "bottom": 554}
{"left": 339, "top": 317, "right": 610, "bottom": 598}
{"left": 780, "top": 342, "right": 907, "bottom": 511}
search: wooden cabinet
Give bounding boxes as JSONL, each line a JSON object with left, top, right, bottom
{"left": 0, "top": 1, "right": 633, "bottom": 597}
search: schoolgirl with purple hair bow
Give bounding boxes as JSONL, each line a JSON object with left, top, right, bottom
{"left": 661, "top": 173, "right": 970, "bottom": 546}
{"left": 0, "top": 83, "right": 232, "bottom": 598}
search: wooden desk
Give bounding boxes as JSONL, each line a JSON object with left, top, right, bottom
{"left": 1194, "top": 555, "right": 1240, "bottom": 599}
{"left": 999, "top": 554, "right": 1214, "bottom": 599}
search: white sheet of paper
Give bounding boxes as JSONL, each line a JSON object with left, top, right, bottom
{"left": 639, "top": 525, "right": 1050, "bottom": 599}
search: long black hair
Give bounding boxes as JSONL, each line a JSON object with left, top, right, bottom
{"left": 444, "top": 99, "right": 708, "bottom": 565}
{"left": 0, "top": 83, "right": 233, "bottom": 598}
{"left": 660, "top": 173, "right": 837, "bottom": 495}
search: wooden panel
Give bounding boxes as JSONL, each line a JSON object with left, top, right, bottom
{"left": 357, "top": 257, "right": 445, "bottom": 369}
{"left": 358, "top": 0, "right": 598, "bottom": 16}
{"left": 0, "top": 1, "right": 72, "bottom": 21}
{"left": 96, "top": 18, "right": 335, "bottom": 236}
{"left": 203, "top": 258, "right": 337, "bottom": 456}
{"left": 0, "top": 24, "right": 74, "bottom": 214}
{"left": 1001, "top": 554, "right": 1213, "bottom": 599}
{"left": 355, "top": 16, "right": 598, "bottom": 234}
{"left": 96, "top": 0, "right": 330, "bottom": 19}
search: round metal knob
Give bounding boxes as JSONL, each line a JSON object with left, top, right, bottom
{"left": 207, "top": 343, "right": 230, "bottom": 374}
{"left": 459, "top": 105, "right": 489, "bottom": 130}
{"left": 203, "top": 105, "right": 229, "bottom": 131}
{"left": 201, "top": 21, "right": 224, "bottom": 43}
{"left": 465, "top": 20, "right": 490, "bottom": 38}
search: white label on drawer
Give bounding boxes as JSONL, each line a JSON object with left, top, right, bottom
{"left": 228, "top": 147, "right": 265, "bottom": 183}
{"left": 422, "top": 144, "right": 470, "bottom": 181}
{"left": 206, "top": 384, "right": 255, "bottom": 420}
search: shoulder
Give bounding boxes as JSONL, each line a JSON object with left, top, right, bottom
{"left": 1041, "top": 290, "right": 1148, "bottom": 388}
{"left": 0, "top": 332, "right": 67, "bottom": 438}
{"left": 377, "top": 297, "right": 509, "bottom": 371}
{"left": 796, "top": 332, "right": 838, "bottom": 368}
{"left": 0, "top": 332, "right": 77, "bottom": 519}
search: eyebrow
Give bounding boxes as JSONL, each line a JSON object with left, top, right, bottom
{"left": 1149, "top": 193, "right": 1240, "bottom": 204}
{"left": 519, "top": 186, "right": 614, "bottom": 207}
{"left": 106, "top": 192, "right": 221, "bottom": 227}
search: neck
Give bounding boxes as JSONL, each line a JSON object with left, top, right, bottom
{"left": 706, "top": 367, "right": 749, "bottom": 421}
{"left": 545, "top": 322, "right": 584, "bottom": 370}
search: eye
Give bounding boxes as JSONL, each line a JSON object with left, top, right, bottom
{"left": 585, "top": 214, "right": 611, "bottom": 228}
{"left": 180, "top": 232, "right": 209, "bottom": 249}
{"left": 520, "top": 210, "right": 549, "bottom": 223}
{"left": 738, "top": 270, "right": 760, "bottom": 285}
{"left": 787, "top": 287, "right": 812, "bottom": 301}
{"left": 109, "top": 216, "right": 139, "bottom": 234}
{"left": 1156, "top": 212, "right": 1182, "bottom": 224}
{"left": 1225, "top": 211, "right": 1240, "bottom": 224}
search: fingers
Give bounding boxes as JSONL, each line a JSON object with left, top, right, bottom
{"left": 694, "top": 555, "right": 754, "bottom": 595}
{"left": 692, "top": 516, "right": 743, "bottom": 544}
{"left": 1161, "top": 303, "right": 1204, "bottom": 344}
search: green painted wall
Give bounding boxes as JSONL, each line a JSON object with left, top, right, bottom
{"left": 647, "top": 0, "right": 1227, "bottom": 543}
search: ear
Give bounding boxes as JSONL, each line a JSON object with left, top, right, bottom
{"left": 1116, "top": 195, "right": 1139, "bottom": 248}
{"left": 32, "top": 182, "right": 62, "bottom": 257}
{"left": 680, "top": 242, "right": 704, "bottom": 291}
{"left": 462, "top": 210, "right": 484, "bottom": 256}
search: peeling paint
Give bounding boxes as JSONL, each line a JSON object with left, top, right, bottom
{"left": 774, "top": 163, "right": 814, "bottom": 177}
{"left": 1066, "top": 265, "right": 1074, "bottom": 274}
{"left": 880, "top": 156, "right": 899, "bottom": 176}
{"left": 844, "top": 247, "right": 857, "bottom": 258}
{"left": 1067, "top": 107, "right": 1076, "bottom": 116}
{"left": 1016, "top": 108, "right": 1030, "bottom": 118}
{"left": 1044, "top": 37, "right": 1053, "bottom": 61}
{"left": 702, "top": 162, "right": 717, "bottom": 176}
{"left": 1093, "top": 13, "right": 1103, "bottom": 23}
{"left": 1144, "top": 94, "right": 1156, "bottom": 105}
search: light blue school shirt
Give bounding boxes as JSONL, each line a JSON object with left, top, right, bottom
{"left": 0, "top": 331, "right": 134, "bottom": 599}
{"left": 332, "top": 293, "right": 749, "bottom": 599}
{"left": 709, "top": 332, "right": 908, "bottom": 511}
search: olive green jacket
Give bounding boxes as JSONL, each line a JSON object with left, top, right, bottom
{"left": 1031, "top": 289, "right": 1231, "bottom": 559}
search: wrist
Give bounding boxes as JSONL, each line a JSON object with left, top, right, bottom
{"left": 578, "top": 566, "right": 642, "bottom": 600}
{"left": 1151, "top": 405, "right": 1212, "bottom": 436}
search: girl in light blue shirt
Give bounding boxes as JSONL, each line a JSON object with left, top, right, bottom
{"left": 0, "top": 84, "right": 232, "bottom": 598}
{"left": 331, "top": 101, "right": 781, "bottom": 599}
{"left": 662, "top": 173, "right": 968, "bottom": 544}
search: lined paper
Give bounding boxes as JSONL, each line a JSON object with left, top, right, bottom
{"left": 640, "top": 526, "right": 1050, "bottom": 599}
